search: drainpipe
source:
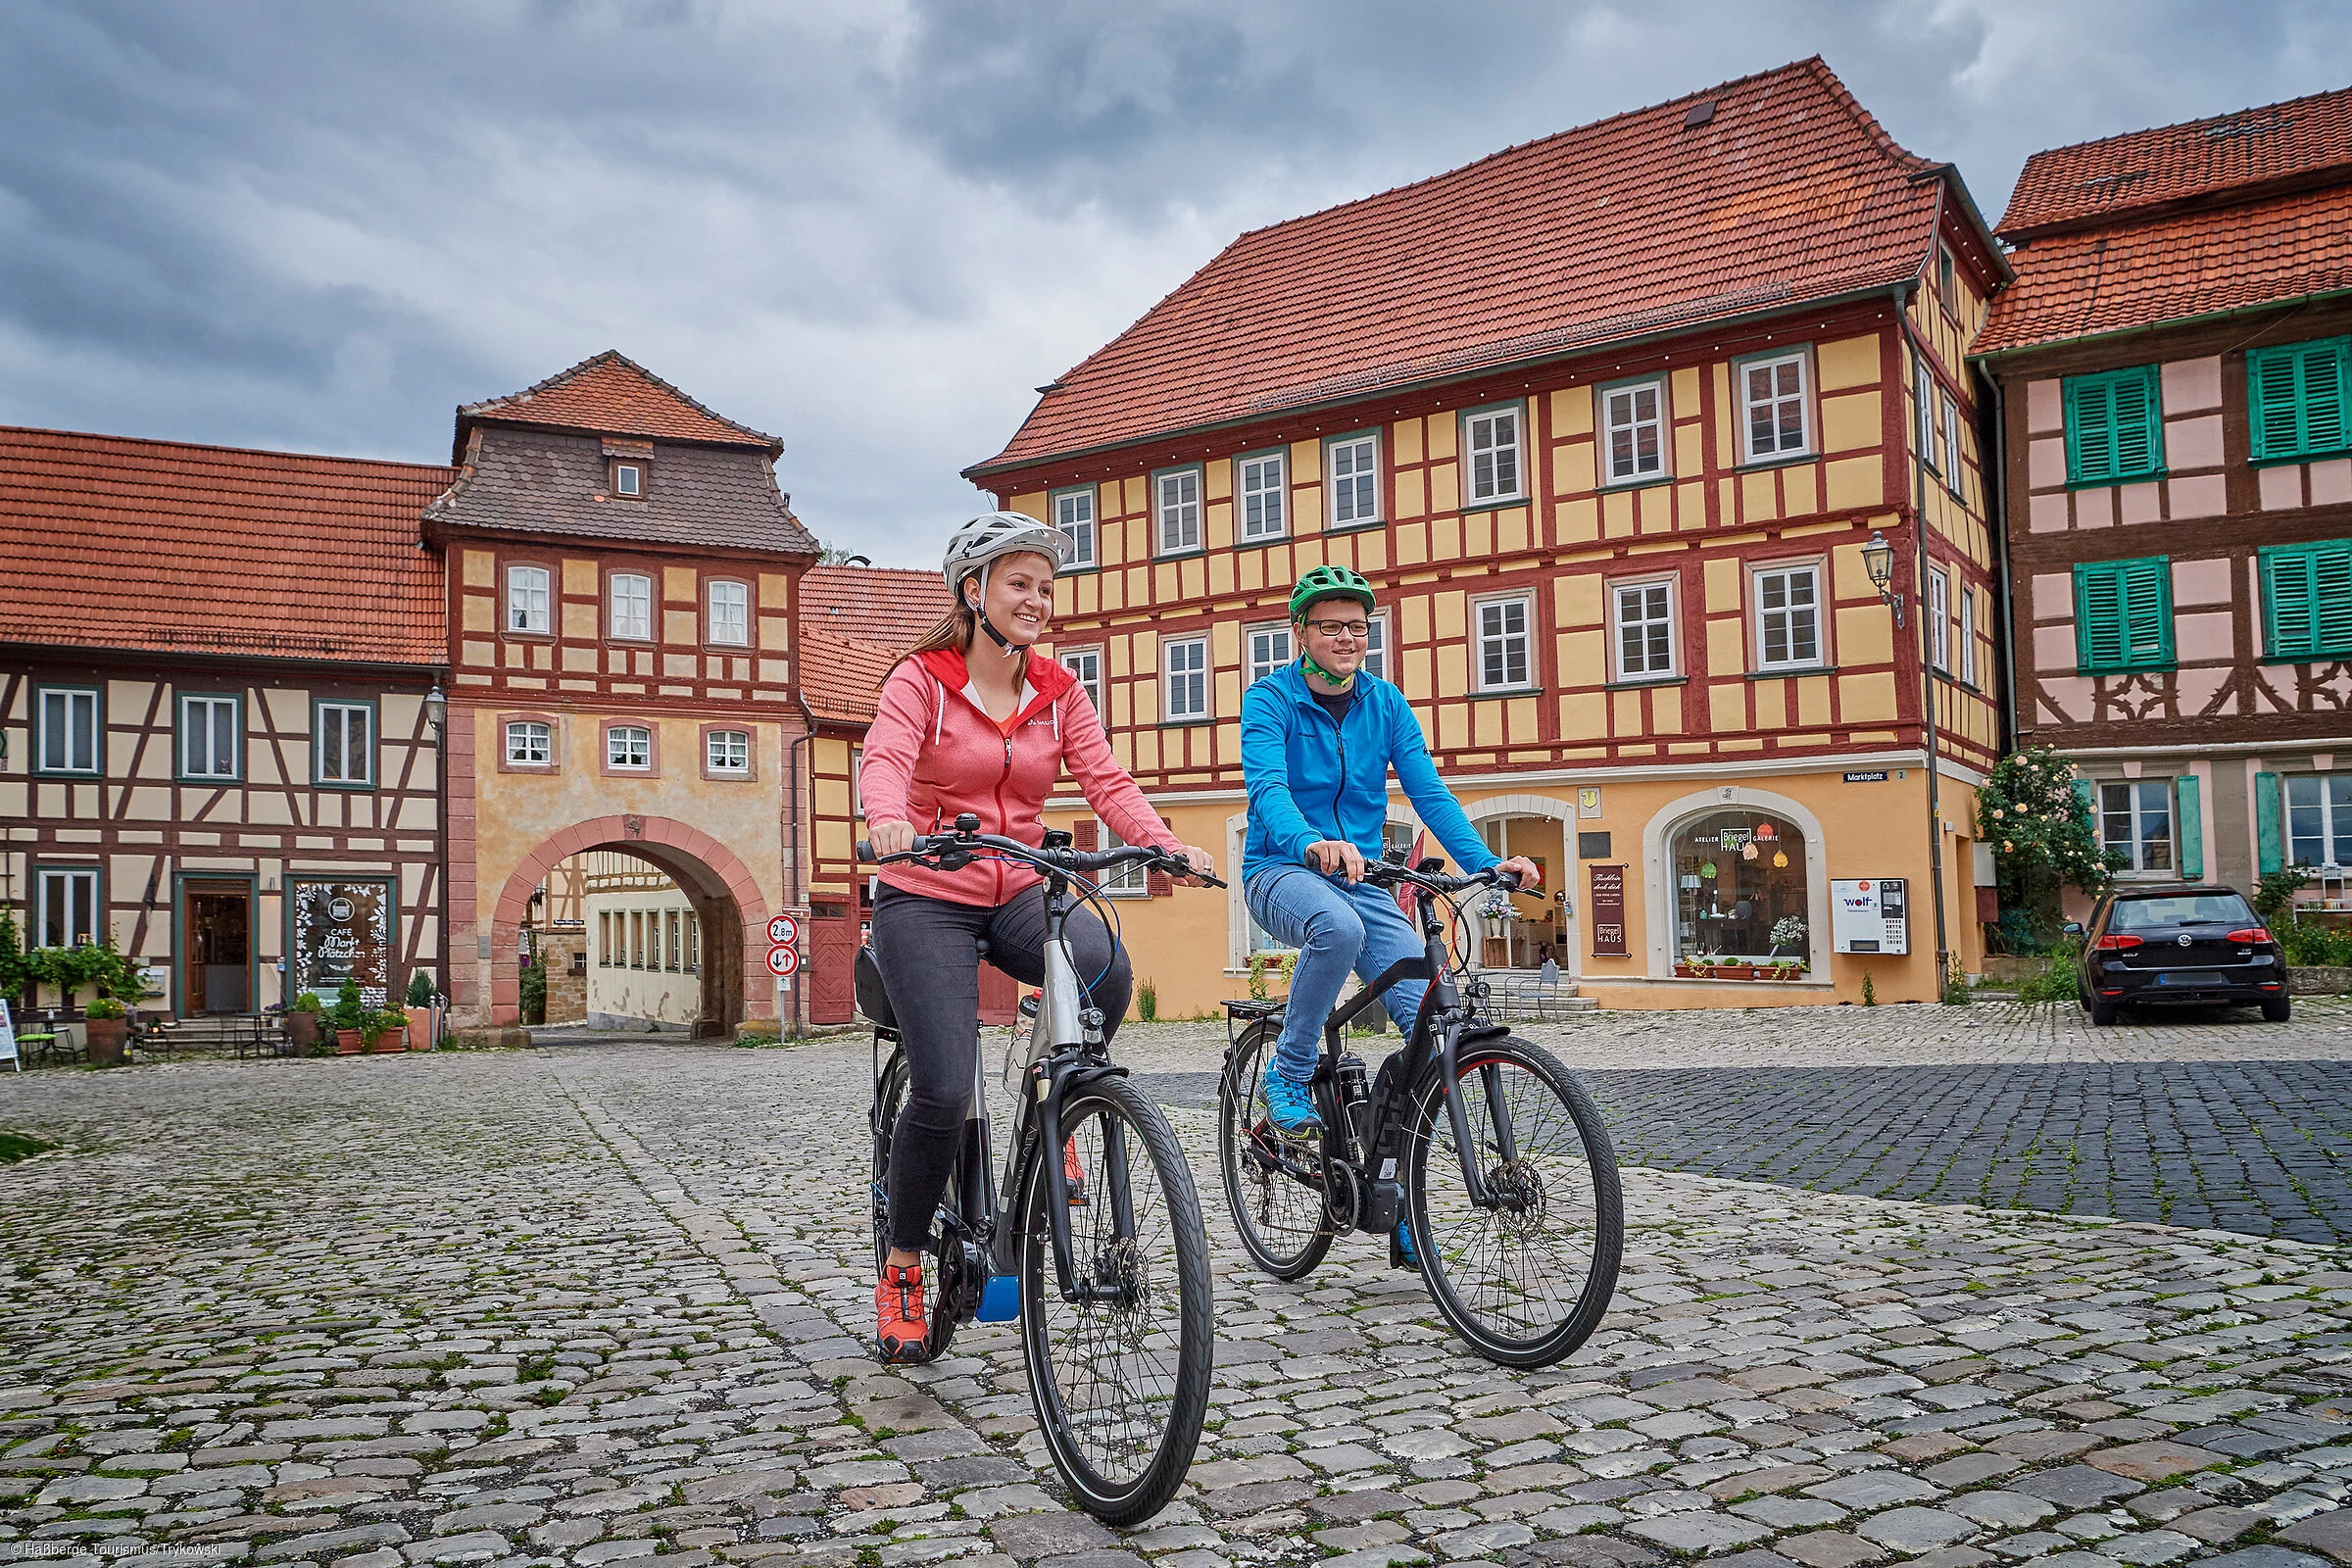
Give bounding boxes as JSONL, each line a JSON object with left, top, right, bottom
{"left": 1985, "top": 370, "right": 2020, "bottom": 752}
{"left": 1895, "top": 284, "right": 1954, "bottom": 999}
{"left": 786, "top": 692, "right": 818, "bottom": 1040}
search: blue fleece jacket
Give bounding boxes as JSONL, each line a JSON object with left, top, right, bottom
{"left": 1240, "top": 662, "right": 1498, "bottom": 883}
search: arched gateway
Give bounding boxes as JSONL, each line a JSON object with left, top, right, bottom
{"left": 489, "top": 815, "right": 767, "bottom": 1034}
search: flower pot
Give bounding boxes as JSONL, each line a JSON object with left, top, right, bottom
{"left": 369, "top": 1029, "right": 405, "bottom": 1054}
{"left": 408, "top": 1014, "right": 434, "bottom": 1051}
{"left": 335, "top": 1028, "right": 366, "bottom": 1054}
{"left": 286, "top": 1013, "right": 320, "bottom": 1054}
{"left": 84, "top": 1017, "right": 128, "bottom": 1065}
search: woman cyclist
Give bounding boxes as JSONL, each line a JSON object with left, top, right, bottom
{"left": 860, "top": 513, "right": 1215, "bottom": 1362}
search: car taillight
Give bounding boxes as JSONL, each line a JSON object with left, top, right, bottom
{"left": 2091, "top": 934, "right": 2142, "bottom": 950}
{"left": 2224, "top": 927, "right": 2272, "bottom": 944}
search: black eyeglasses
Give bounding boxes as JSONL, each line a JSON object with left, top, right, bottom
{"left": 1304, "top": 619, "right": 1370, "bottom": 640}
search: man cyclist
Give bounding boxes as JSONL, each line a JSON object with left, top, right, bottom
{"left": 1239, "top": 564, "right": 1541, "bottom": 1265}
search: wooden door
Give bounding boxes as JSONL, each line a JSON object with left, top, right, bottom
{"left": 184, "top": 884, "right": 251, "bottom": 1014}
{"left": 808, "top": 901, "right": 856, "bottom": 1025}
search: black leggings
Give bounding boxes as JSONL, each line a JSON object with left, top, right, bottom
{"left": 870, "top": 882, "right": 1133, "bottom": 1253}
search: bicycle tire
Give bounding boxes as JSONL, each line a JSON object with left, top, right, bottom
{"left": 1018, "top": 1074, "right": 1211, "bottom": 1525}
{"left": 1216, "top": 1021, "right": 1334, "bottom": 1280}
{"left": 871, "top": 1050, "right": 958, "bottom": 1363}
{"left": 1405, "top": 1033, "right": 1622, "bottom": 1367}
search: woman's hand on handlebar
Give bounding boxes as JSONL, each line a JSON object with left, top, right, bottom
{"left": 867, "top": 820, "right": 917, "bottom": 859}
{"left": 1171, "top": 844, "right": 1218, "bottom": 887}
{"left": 1494, "top": 854, "right": 1542, "bottom": 891}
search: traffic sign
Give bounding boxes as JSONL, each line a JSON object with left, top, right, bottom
{"left": 767, "top": 913, "right": 800, "bottom": 946}
{"left": 765, "top": 943, "right": 800, "bottom": 977}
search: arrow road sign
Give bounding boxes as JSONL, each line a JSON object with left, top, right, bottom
{"left": 765, "top": 944, "right": 800, "bottom": 978}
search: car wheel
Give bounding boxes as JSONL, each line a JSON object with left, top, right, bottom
{"left": 2084, "top": 995, "right": 2118, "bottom": 1027}
{"left": 2261, "top": 998, "right": 2291, "bottom": 1023}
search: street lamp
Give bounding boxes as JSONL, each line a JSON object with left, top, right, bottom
{"left": 1861, "top": 530, "right": 1906, "bottom": 627}
{"left": 424, "top": 682, "right": 447, "bottom": 739}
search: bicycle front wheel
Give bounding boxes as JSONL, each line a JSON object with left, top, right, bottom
{"left": 1407, "top": 1033, "right": 1622, "bottom": 1367}
{"left": 1019, "top": 1075, "right": 1211, "bottom": 1525}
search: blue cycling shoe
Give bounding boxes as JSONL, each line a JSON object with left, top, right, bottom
{"left": 1394, "top": 1220, "right": 1420, "bottom": 1271}
{"left": 1260, "top": 1064, "right": 1323, "bottom": 1135}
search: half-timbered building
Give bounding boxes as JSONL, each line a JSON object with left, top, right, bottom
{"left": 966, "top": 59, "right": 2008, "bottom": 1010}
{"left": 1976, "top": 85, "right": 2352, "bottom": 903}
{"left": 1, "top": 428, "right": 452, "bottom": 1020}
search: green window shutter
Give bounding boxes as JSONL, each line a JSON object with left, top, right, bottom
{"left": 2075, "top": 557, "right": 2173, "bottom": 671}
{"left": 2176, "top": 775, "right": 2203, "bottom": 880}
{"left": 2065, "top": 376, "right": 2115, "bottom": 482}
{"left": 2256, "top": 771, "right": 2283, "bottom": 874}
{"left": 2261, "top": 541, "right": 2352, "bottom": 660}
{"left": 2064, "top": 366, "right": 2165, "bottom": 483}
{"left": 2248, "top": 338, "right": 2351, "bottom": 462}
{"left": 2073, "top": 777, "right": 2096, "bottom": 839}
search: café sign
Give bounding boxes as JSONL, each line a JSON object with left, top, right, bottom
{"left": 291, "top": 880, "right": 391, "bottom": 1006}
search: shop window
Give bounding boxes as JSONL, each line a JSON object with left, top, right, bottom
{"left": 1054, "top": 486, "right": 1098, "bottom": 566}
{"left": 1238, "top": 451, "right": 1287, "bottom": 539}
{"left": 1246, "top": 622, "right": 1293, "bottom": 686}
{"left": 2285, "top": 774, "right": 2352, "bottom": 868}
{"left": 1672, "top": 810, "right": 1807, "bottom": 964}
{"left": 2101, "top": 780, "right": 2175, "bottom": 873}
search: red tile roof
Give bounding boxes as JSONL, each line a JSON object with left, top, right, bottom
{"left": 0, "top": 426, "right": 453, "bottom": 664}
{"left": 458, "top": 350, "right": 779, "bottom": 455}
{"left": 972, "top": 57, "right": 1957, "bottom": 475}
{"left": 799, "top": 624, "right": 905, "bottom": 725}
{"left": 1976, "top": 183, "right": 2352, "bottom": 356}
{"left": 1997, "top": 84, "right": 2352, "bottom": 241}
{"left": 801, "top": 564, "right": 951, "bottom": 651}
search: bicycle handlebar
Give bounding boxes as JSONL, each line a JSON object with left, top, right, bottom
{"left": 856, "top": 828, "right": 1226, "bottom": 889}
{"left": 1358, "top": 860, "right": 1523, "bottom": 897}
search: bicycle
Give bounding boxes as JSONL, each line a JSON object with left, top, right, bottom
{"left": 856, "top": 814, "right": 1218, "bottom": 1524}
{"left": 1218, "top": 850, "right": 1624, "bottom": 1366}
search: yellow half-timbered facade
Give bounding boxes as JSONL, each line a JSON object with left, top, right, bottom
{"left": 968, "top": 60, "right": 2010, "bottom": 1012}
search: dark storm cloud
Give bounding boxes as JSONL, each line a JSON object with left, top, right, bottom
{"left": 0, "top": 0, "right": 2346, "bottom": 561}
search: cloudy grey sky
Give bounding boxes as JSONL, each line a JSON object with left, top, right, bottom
{"left": 2, "top": 1, "right": 2342, "bottom": 565}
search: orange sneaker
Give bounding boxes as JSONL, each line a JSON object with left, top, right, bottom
{"left": 1063, "top": 1137, "right": 1089, "bottom": 1206}
{"left": 874, "top": 1263, "right": 928, "bottom": 1363}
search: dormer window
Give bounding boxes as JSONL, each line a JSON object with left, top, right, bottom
{"left": 612, "top": 460, "right": 646, "bottom": 499}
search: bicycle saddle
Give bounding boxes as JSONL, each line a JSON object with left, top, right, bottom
{"left": 855, "top": 946, "right": 896, "bottom": 1030}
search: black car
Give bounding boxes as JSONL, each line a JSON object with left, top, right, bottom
{"left": 2069, "top": 884, "right": 2289, "bottom": 1025}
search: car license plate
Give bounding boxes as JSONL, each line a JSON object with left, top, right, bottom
{"left": 2157, "top": 971, "right": 2224, "bottom": 986}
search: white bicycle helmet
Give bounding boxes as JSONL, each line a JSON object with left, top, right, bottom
{"left": 941, "top": 512, "right": 1073, "bottom": 657}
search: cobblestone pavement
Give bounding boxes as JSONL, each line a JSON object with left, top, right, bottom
{"left": 2, "top": 1043, "right": 2349, "bottom": 1568}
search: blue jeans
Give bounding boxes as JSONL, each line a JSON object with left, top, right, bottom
{"left": 1246, "top": 865, "right": 1429, "bottom": 1082}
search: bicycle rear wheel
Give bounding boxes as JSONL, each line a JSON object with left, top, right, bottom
{"left": 1406, "top": 1033, "right": 1621, "bottom": 1367}
{"left": 1019, "top": 1074, "right": 1211, "bottom": 1525}
{"left": 1216, "top": 1021, "right": 1335, "bottom": 1279}
{"left": 871, "top": 1049, "right": 957, "bottom": 1362}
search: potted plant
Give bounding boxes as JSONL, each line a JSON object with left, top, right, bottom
{"left": 405, "top": 972, "right": 437, "bottom": 1051}
{"left": 1762, "top": 957, "right": 1806, "bottom": 981}
{"left": 286, "top": 992, "right": 323, "bottom": 1054}
{"left": 331, "top": 978, "right": 367, "bottom": 1054}
{"left": 369, "top": 1008, "right": 409, "bottom": 1054}
{"left": 83, "top": 996, "right": 129, "bottom": 1065}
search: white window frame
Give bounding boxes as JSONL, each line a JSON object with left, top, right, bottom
{"left": 1916, "top": 360, "right": 1940, "bottom": 473}
{"left": 1162, "top": 636, "right": 1209, "bottom": 721}
{"left": 316, "top": 702, "right": 374, "bottom": 786}
{"left": 1100, "top": 825, "right": 1151, "bottom": 897}
{"left": 1360, "top": 612, "right": 1390, "bottom": 683}
{"left": 507, "top": 564, "right": 551, "bottom": 634}
{"left": 613, "top": 462, "right": 644, "bottom": 498}
{"left": 1937, "top": 243, "right": 1958, "bottom": 308}
{"left": 1751, "top": 563, "right": 1826, "bottom": 672}
{"left": 1611, "top": 576, "right": 1679, "bottom": 682}
{"left": 36, "top": 686, "right": 100, "bottom": 775}
{"left": 1238, "top": 451, "right": 1287, "bottom": 540}
{"left": 2286, "top": 774, "right": 2352, "bottom": 869}
{"left": 2101, "top": 779, "right": 2177, "bottom": 874}
{"left": 1155, "top": 467, "right": 1201, "bottom": 557}
{"left": 610, "top": 571, "right": 654, "bottom": 642}
{"left": 1740, "top": 351, "right": 1812, "bottom": 463}
{"left": 851, "top": 744, "right": 864, "bottom": 817}
{"left": 180, "top": 694, "right": 240, "bottom": 781}
{"left": 1601, "top": 378, "right": 1670, "bottom": 485}
{"left": 1328, "top": 433, "right": 1380, "bottom": 528}
{"left": 34, "top": 867, "right": 100, "bottom": 950}
{"left": 1246, "top": 621, "right": 1294, "bottom": 686}
{"left": 707, "top": 728, "right": 751, "bottom": 774}
{"left": 1463, "top": 403, "right": 1525, "bottom": 504}
{"left": 1053, "top": 486, "right": 1098, "bottom": 568}
{"left": 1474, "top": 594, "right": 1534, "bottom": 693}
{"left": 505, "top": 719, "right": 552, "bottom": 766}
{"left": 1928, "top": 565, "right": 1952, "bottom": 671}
{"left": 1941, "top": 392, "right": 1965, "bottom": 496}
{"left": 707, "top": 579, "right": 750, "bottom": 646}
{"left": 1062, "top": 647, "right": 1103, "bottom": 720}
{"left": 1959, "top": 583, "right": 1978, "bottom": 686}
{"left": 608, "top": 724, "right": 653, "bottom": 770}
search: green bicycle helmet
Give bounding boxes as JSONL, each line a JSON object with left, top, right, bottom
{"left": 1289, "top": 564, "right": 1377, "bottom": 621}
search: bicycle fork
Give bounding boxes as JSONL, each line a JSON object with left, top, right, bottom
{"left": 1436, "top": 1020, "right": 1522, "bottom": 1210}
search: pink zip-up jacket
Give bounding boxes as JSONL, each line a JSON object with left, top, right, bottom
{"left": 859, "top": 648, "right": 1183, "bottom": 907}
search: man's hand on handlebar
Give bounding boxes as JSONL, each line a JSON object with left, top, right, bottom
{"left": 1305, "top": 839, "right": 1367, "bottom": 883}
{"left": 1495, "top": 855, "right": 1542, "bottom": 891}
{"left": 867, "top": 820, "right": 917, "bottom": 859}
